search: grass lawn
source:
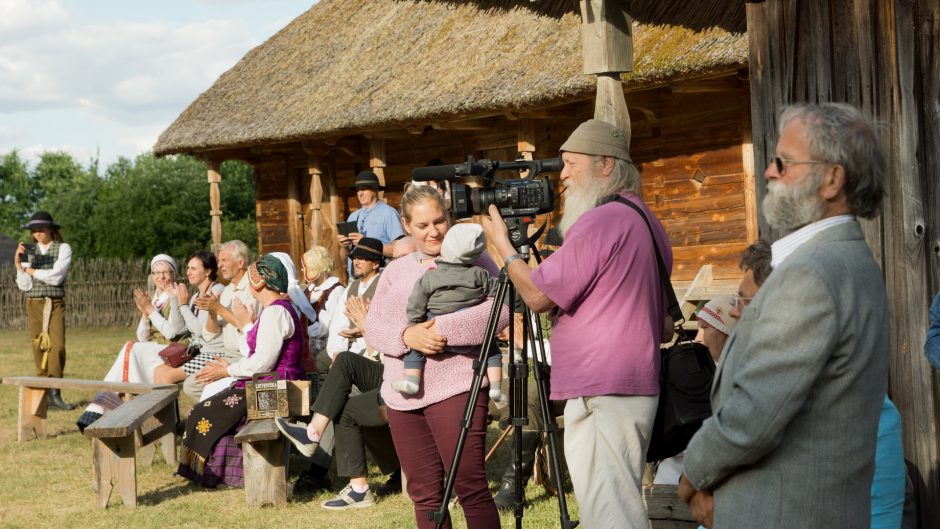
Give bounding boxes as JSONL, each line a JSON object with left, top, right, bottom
{"left": 0, "top": 327, "right": 577, "bottom": 529}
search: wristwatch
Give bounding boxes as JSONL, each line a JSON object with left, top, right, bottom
{"left": 503, "top": 254, "right": 526, "bottom": 268}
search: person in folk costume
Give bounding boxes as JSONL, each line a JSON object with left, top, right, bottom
{"left": 14, "top": 211, "right": 75, "bottom": 410}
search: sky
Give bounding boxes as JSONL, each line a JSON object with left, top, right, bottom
{"left": 0, "top": 0, "right": 313, "bottom": 168}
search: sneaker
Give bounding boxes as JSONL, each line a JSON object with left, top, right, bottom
{"left": 321, "top": 483, "right": 375, "bottom": 510}
{"left": 275, "top": 417, "right": 319, "bottom": 458}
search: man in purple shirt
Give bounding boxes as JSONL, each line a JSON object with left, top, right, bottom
{"left": 482, "top": 119, "right": 672, "bottom": 529}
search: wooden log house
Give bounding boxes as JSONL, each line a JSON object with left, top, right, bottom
{"left": 155, "top": 0, "right": 939, "bottom": 525}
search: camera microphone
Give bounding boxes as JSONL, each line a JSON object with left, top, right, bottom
{"left": 411, "top": 161, "right": 488, "bottom": 181}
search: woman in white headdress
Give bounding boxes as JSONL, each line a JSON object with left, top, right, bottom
{"left": 77, "top": 254, "right": 190, "bottom": 430}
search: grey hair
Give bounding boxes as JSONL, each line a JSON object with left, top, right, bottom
{"left": 590, "top": 156, "right": 642, "bottom": 196}
{"left": 220, "top": 240, "right": 252, "bottom": 268}
{"left": 778, "top": 103, "right": 885, "bottom": 219}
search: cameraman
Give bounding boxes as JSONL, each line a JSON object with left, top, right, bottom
{"left": 482, "top": 119, "right": 672, "bottom": 529}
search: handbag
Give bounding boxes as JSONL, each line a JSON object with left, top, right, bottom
{"left": 158, "top": 342, "right": 199, "bottom": 368}
{"left": 610, "top": 196, "right": 716, "bottom": 462}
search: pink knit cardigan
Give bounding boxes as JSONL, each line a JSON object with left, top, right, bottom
{"left": 366, "top": 253, "right": 509, "bottom": 411}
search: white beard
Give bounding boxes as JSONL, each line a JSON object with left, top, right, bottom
{"left": 762, "top": 172, "right": 827, "bottom": 232}
{"left": 558, "top": 175, "right": 610, "bottom": 237}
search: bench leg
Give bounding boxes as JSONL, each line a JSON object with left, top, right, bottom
{"left": 17, "top": 386, "right": 47, "bottom": 442}
{"left": 242, "top": 438, "right": 288, "bottom": 506}
{"left": 93, "top": 437, "right": 137, "bottom": 508}
{"left": 137, "top": 402, "right": 178, "bottom": 466}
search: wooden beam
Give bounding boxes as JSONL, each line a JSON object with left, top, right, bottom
{"left": 370, "top": 138, "right": 387, "bottom": 199}
{"left": 579, "top": 0, "right": 633, "bottom": 75}
{"left": 207, "top": 161, "right": 222, "bottom": 253}
{"left": 741, "top": 117, "right": 758, "bottom": 243}
{"left": 308, "top": 159, "right": 324, "bottom": 252}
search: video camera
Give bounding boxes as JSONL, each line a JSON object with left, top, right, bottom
{"left": 411, "top": 157, "right": 561, "bottom": 220}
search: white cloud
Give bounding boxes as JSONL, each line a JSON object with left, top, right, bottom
{"left": 0, "top": 0, "right": 67, "bottom": 36}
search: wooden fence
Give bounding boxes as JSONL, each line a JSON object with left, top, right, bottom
{"left": 0, "top": 258, "right": 153, "bottom": 331}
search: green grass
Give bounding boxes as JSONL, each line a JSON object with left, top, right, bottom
{"left": 0, "top": 327, "right": 577, "bottom": 529}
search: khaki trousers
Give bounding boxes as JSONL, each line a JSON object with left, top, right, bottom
{"left": 27, "top": 298, "right": 66, "bottom": 378}
{"left": 563, "top": 394, "right": 658, "bottom": 529}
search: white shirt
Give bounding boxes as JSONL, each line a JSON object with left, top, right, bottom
{"left": 771, "top": 215, "right": 856, "bottom": 268}
{"left": 203, "top": 272, "right": 262, "bottom": 355}
{"left": 325, "top": 273, "right": 379, "bottom": 359}
{"left": 15, "top": 241, "right": 72, "bottom": 291}
{"left": 179, "top": 283, "right": 226, "bottom": 350}
{"left": 306, "top": 276, "right": 346, "bottom": 341}
{"left": 228, "top": 303, "right": 295, "bottom": 379}
{"left": 136, "top": 292, "right": 188, "bottom": 342}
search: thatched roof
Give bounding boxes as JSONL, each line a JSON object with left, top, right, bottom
{"left": 154, "top": 0, "right": 747, "bottom": 156}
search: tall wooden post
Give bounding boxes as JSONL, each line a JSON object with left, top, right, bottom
{"left": 309, "top": 160, "right": 324, "bottom": 249}
{"left": 370, "top": 138, "right": 387, "bottom": 200}
{"left": 207, "top": 161, "right": 222, "bottom": 253}
{"left": 580, "top": 0, "right": 633, "bottom": 137}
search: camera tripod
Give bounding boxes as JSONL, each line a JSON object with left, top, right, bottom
{"left": 431, "top": 218, "right": 577, "bottom": 529}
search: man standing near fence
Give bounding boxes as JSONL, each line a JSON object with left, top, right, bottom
{"left": 13, "top": 211, "right": 75, "bottom": 410}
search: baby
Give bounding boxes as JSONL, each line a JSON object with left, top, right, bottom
{"left": 393, "top": 223, "right": 507, "bottom": 408}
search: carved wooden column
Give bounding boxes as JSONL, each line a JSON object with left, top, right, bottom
{"left": 369, "top": 138, "right": 387, "bottom": 200}
{"left": 517, "top": 119, "right": 536, "bottom": 163}
{"left": 308, "top": 160, "right": 324, "bottom": 249}
{"left": 580, "top": 0, "right": 633, "bottom": 137}
{"left": 207, "top": 160, "right": 222, "bottom": 253}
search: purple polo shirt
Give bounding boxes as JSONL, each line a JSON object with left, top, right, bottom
{"left": 532, "top": 192, "right": 671, "bottom": 400}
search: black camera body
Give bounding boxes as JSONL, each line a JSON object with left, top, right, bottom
{"left": 411, "top": 156, "right": 560, "bottom": 221}
{"left": 450, "top": 178, "right": 554, "bottom": 220}
{"left": 19, "top": 243, "right": 36, "bottom": 262}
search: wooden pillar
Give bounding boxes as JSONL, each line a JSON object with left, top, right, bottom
{"left": 741, "top": 124, "right": 759, "bottom": 243}
{"left": 287, "top": 165, "right": 303, "bottom": 261}
{"left": 370, "top": 138, "right": 387, "bottom": 200}
{"left": 207, "top": 161, "right": 222, "bottom": 253}
{"left": 517, "top": 119, "right": 536, "bottom": 162}
{"left": 580, "top": 0, "right": 633, "bottom": 137}
{"left": 309, "top": 160, "right": 324, "bottom": 249}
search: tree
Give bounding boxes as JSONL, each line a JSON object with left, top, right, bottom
{"left": 0, "top": 151, "right": 33, "bottom": 240}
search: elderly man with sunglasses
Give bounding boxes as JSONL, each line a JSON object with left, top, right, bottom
{"left": 679, "top": 103, "right": 891, "bottom": 529}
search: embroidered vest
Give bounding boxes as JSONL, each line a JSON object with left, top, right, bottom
{"left": 148, "top": 301, "right": 176, "bottom": 345}
{"left": 235, "top": 299, "right": 304, "bottom": 388}
{"left": 25, "top": 242, "right": 65, "bottom": 299}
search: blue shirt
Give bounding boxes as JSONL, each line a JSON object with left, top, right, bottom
{"left": 347, "top": 201, "right": 404, "bottom": 244}
{"left": 926, "top": 292, "right": 940, "bottom": 370}
{"left": 871, "top": 396, "right": 905, "bottom": 529}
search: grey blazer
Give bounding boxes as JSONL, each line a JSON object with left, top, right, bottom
{"left": 683, "top": 220, "right": 890, "bottom": 529}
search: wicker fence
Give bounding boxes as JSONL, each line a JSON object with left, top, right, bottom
{"left": 0, "top": 258, "right": 153, "bottom": 331}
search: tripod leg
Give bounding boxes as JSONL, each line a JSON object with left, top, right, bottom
{"left": 525, "top": 307, "right": 579, "bottom": 529}
{"left": 430, "top": 270, "right": 511, "bottom": 529}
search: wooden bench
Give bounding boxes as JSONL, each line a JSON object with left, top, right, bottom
{"left": 83, "top": 388, "right": 180, "bottom": 508}
{"left": 234, "top": 418, "right": 288, "bottom": 506}
{"left": 1, "top": 376, "right": 177, "bottom": 442}
{"left": 644, "top": 484, "right": 698, "bottom": 528}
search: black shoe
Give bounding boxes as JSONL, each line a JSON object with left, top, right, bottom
{"left": 48, "top": 389, "right": 76, "bottom": 411}
{"left": 375, "top": 469, "right": 402, "bottom": 498}
{"left": 76, "top": 411, "right": 102, "bottom": 433}
{"left": 493, "top": 430, "right": 540, "bottom": 511}
{"left": 292, "top": 468, "right": 332, "bottom": 497}
{"left": 275, "top": 417, "right": 319, "bottom": 457}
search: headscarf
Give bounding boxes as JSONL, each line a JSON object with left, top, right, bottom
{"left": 697, "top": 296, "right": 738, "bottom": 336}
{"left": 248, "top": 254, "right": 288, "bottom": 293}
{"left": 150, "top": 253, "right": 177, "bottom": 275}
{"left": 270, "top": 251, "right": 318, "bottom": 321}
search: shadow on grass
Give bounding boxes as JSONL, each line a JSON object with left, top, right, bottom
{"left": 136, "top": 479, "right": 203, "bottom": 506}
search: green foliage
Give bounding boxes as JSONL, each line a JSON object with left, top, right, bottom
{"left": 0, "top": 151, "right": 32, "bottom": 240}
{"left": 0, "top": 150, "right": 257, "bottom": 258}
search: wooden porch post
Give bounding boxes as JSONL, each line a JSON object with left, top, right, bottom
{"left": 370, "top": 138, "right": 387, "bottom": 200}
{"left": 580, "top": 0, "right": 633, "bottom": 136}
{"left": 207, "top": 161, "right": 222, "bottom": 253}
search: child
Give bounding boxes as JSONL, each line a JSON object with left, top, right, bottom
{"left": 393, "top": 223, "right": 507, "bottom": 408}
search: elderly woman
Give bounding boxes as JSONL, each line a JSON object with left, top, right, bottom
{"left": 365, "top": 186, "right": 508, "bottom": 528}
{"left": 302, "top": 246, "right": 346, "bottom": 357}
{"left": 177, "top": 254, "right": 305, "bottom": 488}
{"left": 76, "top": 254, "right": 189, "bottom": 430}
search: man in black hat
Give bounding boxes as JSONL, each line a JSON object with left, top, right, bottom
{"left": 13, "top": 211, "right": 76, "bottom": 409}
{"left": 337, "top": 171, "right": 404, "bottom": 260}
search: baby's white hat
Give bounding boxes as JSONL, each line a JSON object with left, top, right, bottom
{"left": 440, "top": 223, "right": 486, "bottom": 265}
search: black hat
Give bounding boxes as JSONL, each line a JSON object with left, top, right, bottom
{"left": 348, "top": 237, "right": 385, "bottom": 264}
{"left": 21, "top": 211, "right": 59, "bottom": 230}
{"left": 350, "top": 171, "right": 385, "bottom": 191}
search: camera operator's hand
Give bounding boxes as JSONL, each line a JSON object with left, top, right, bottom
{"left": 404, "top": 320, "right": 447, "bottom": 355}
{"left": 480, "top": 204, "right": 514, "bottom": 256}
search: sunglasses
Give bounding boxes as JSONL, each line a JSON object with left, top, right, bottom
{"left": 772, "top": 156, "right": 830, "bottom": 174}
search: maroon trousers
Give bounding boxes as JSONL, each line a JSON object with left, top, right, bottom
{"left": 387, "top": 391, "right": 499, "bottom": 529}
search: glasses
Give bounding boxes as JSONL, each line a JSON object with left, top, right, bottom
{"left": 151, "top": 270, "right": 173, "bottom": 276}
{"left": 731, "top": 294, "right": 752, "bottom": 310}
{"left": 772, "top": 156, "right": 829, "bottom": 175}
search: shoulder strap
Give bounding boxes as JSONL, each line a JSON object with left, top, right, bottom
{"left": 612, "top": 196, "right": 683, "bottom": 323}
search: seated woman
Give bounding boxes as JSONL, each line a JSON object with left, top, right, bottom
{"left": 301, "top": 246, "right": 346, "bottom": 359}
{"left": 160, "top": 250, "right": 226, "bottom": 385}
{"left": 76, "top": 254, "right": 189, "bottom": 430}
{"left": 177, "top": 254, "right": 305, "bottom": 488}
